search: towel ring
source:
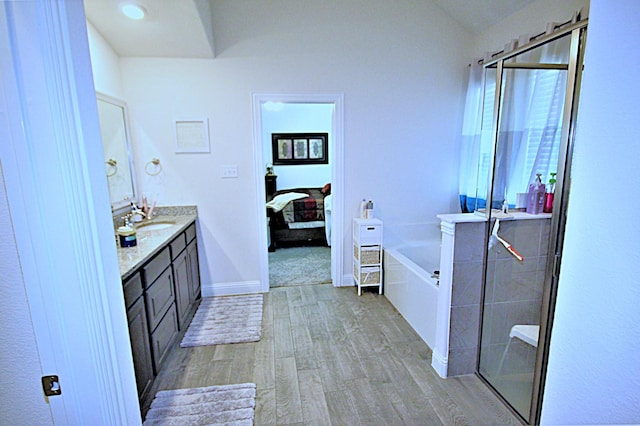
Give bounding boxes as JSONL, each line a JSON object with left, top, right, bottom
{"left": 145, "top": 158, "right": 162, "bottom": 176}
{"left": 105, "top": 158, "right": 118, "bottom": 177}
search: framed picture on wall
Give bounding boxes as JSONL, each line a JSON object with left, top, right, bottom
{"left": 272, "top": 133, "right": 328, "bottom": 165}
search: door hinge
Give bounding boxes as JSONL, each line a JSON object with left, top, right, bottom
{"left": 42, "top": 375, "right": 61, "bottom": 396}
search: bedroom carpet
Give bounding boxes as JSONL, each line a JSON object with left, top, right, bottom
{"left": 143, "top": 383, "right": 256, "bottom": 425}
{"left": 180, "top": 295, "right": 263, "bottom": 348}
{"left": 268, "top": 246, "right": 331, "bottom": 287}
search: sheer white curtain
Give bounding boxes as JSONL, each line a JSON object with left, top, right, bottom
{"left": 458, "top": 61, "right": 489, "bottom": 212}
{"left": 459, "top": 35, "right": 570, "bottom": 212}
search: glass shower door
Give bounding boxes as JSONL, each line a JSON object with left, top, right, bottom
{"left": 476, "top": 24, "right": 586, "bottom": 423}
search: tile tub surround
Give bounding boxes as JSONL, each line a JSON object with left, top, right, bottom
{"left": 433, "top": 212, "right": 551, "bottom": 378}
{"left": 115, "top": 207, "right": 198, "bottom": 279}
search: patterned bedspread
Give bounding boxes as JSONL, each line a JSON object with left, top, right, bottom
{"left": 269, "top": 188, "right": 325, "bottom": 228}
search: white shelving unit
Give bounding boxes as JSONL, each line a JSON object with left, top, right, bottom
{"left": 352, "top": 218, "right": 383, "bottom": 296}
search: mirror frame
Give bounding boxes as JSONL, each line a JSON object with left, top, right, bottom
{"left": 96, "top": 92, "right": 138, "bottom": 213}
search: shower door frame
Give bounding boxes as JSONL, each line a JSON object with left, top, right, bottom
{"left": 477, "top": 20, "right": 588, "bottom": 425}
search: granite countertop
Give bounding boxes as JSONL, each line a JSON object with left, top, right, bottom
{"left": 117, "top": 211, "right": 197, "bottom": 280}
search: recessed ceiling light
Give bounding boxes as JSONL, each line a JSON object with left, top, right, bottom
{"left": 120, "top": 3, "right": 146, "bottom": 20}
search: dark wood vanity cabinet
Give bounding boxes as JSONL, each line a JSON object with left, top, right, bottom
{"left": 123, "top": 272, "right": 154, "bottom": 402}
{"left": 123, "top": 220, "right": 201, "bottom": 404}
{"left": 172, "top": 222, "right": 200, "bottom": 329}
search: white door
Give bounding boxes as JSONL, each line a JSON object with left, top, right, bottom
{"left": 0, "top": 1, "right": 140, "bottom": 423}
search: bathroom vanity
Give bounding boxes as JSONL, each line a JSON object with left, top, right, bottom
{"left": 117, "top": 209, "right": 200, "bottom": 403}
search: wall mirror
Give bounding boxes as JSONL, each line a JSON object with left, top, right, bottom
{"left": 96, "top": 93, "right": 138, "bottom": 212}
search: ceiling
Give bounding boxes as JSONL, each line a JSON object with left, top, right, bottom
{"left": 83, "top": 0, "right": 536, "bottom": 58}
{"left": 431, "top": 0, "right": 536, "bottom": 34}
{"left": 84, "top": 0, "right": 216, "bottom": 58}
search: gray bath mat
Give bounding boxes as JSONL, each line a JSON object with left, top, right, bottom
{"left": 143, "top": 383, "right": 256, "bottom": 425}
{"left": 180, "top": 294, "right": 263, "bottom": 347}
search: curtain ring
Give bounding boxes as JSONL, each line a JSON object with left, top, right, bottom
{"left": 145, "top": 158, "right": 162, "bottom": 176}
{"left": 106, "top": 158, "right": 118, "bottom": 177}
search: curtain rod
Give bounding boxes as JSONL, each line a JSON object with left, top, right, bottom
{"left": 469, "top": 12, "right": 585, "bottom": 67}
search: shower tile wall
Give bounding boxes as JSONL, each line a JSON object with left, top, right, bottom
{"left": 448, "top": 222, "right": 486, "bottom": 376}
{"left": 447, "top": 218, "right": 551, "bottom": 377}
{"left": 481, "top": 218, "right": 550, "bottom": 377}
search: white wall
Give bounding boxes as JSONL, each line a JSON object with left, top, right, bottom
{"left": 86, "top": 21, "right": 124, "bottom": 99}
{"left": 262, "top": 102, "right": 333, "bottom": 190}
{"left": 541, "top": 0, "right": 640, "bottom": 423}
{"left": 119, "top": 0, "right": 470, "bottom": 290}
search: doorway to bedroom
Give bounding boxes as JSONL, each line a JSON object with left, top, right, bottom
{"left": 252, "top": 94, "right": 344, "bottom": 292}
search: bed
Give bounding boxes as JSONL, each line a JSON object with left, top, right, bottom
{"left": 266, "top": 186, "right": 330, "bottom": 251}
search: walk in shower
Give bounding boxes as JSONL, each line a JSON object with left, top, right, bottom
{"left": 474, "top": 20, "right": 588, "bottom": 424}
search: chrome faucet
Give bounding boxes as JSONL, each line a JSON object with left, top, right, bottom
{"left": 129, "top": 202, "right": 146, "bottom": 222}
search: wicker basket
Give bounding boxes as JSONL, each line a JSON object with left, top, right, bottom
{"left": 359, "top": 266, "right": 380, "bottom": 284}
{"left": 354, "top": 244, "right": 381, "bottom": 264}
{"left": 360, "top": 246, "right": 381, "bottom": 265}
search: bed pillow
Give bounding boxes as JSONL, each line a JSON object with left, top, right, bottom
{"left": 321, "top": 183, "right": 331, "bottom": 196}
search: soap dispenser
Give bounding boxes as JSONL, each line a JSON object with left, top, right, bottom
{"left": 526, "top": 173, "right": 545, "bottom": 214}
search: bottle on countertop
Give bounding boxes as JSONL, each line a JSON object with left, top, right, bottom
{"left": 360, "top": 198, "right": 367, "bottom": 218}
{"left": 526, "top": 173, "right": 545, "bottom": 214}
{"left": 543, "top": 172, "right": 557, "bottom": 213}
{"left": 365, "top": 200, "right": 374, "bottom": 219}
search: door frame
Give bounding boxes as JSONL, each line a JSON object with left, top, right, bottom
{"left": 251, "top": 93, "right": 344, "bottom": 292}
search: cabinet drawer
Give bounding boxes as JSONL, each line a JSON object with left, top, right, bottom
{"left": 145, "top": 268, "right": 175, "bottom": 331}
{"left": 150, "top": 304, "right": 178, "bottom": 373}
{"left": 356, "top": 224, "right": 382, "bottom": 245}
{"left": 143, "top": 246, "right": 170, "bottom": 287}
{"left": 170, "top": 232, "right": 186, "bottom": 260}
{"left": 123, "top": 272, "right": 143, "bottom": 310}
{"left": 186, "top": 222, "right": 196, "bottom": 243}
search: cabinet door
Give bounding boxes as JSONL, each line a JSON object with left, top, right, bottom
{"left": 173, "top": 250, "right": 191, "bottom": 330}
{"left": 127, "top": 296, "right": 153, "bottom": 401}
{"left": 150, "top": 304, "right": 178, "bottom": 373}
{"left": 187, "top": 240, "right": 201, "bottom": 303}
{"left": 145, "top": 268, "right": 174, "bottom": 331}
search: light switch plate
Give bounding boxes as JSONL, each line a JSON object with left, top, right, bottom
{"left": 220, "top": 165, "right": 238, "bottom": 178}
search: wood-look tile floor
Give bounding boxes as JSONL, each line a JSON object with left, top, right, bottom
{"left": 143, "top": 284, "right": 522, "bottom": 425}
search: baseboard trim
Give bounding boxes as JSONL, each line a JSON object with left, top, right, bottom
{"left": 431, "top": 349, "right": 449, "bottom": 378}
{"left": 335, "top": 273, "right": 354, "bottom": 287}
{"left": 201, "top": 280, "right": 262, "bottom": 297}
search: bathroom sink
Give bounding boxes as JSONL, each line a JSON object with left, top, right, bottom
{"left": 136, "top": 221, "right": 175, "bottom": 231}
